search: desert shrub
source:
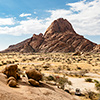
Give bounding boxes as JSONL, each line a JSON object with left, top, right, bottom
{"left": 31, "top": 57, "right": 36, "bottom": 60}
{"left": 78, "top": 70, "right": 87, "bottom": 77}
{"left": 97, "top": 58, "right": 100, "bottom": 61}
{"left": 2, "top": 61, "right": 7, "bottom": 65}
{"left": 11, "top": 61, "right": 15, "bottom": 64}
{"left": 37, "top": 57, "right": 44, "bottom": 61}
{"left": 88, "top": 61, "right": 91, "bottom": 64}
{"left": 85, "top": 90, "right": 97, "bottom": 100}
{"left": 56, "top": 76, "right": 68, "bottom": 89}
{"left": 42, "top": 75, "right": 55, "bottom": 81}
{"left": 95, "top": 82, "right": 100, "bottom": 91}
{"left": 53, "top": 69, "right": 60, "bottom": 74}
{"left": 47, "top": 75, "right": 55, "bottom": 81}
{"left": 67, "top": 61, "right": 71, "bottom": 64}
{"left": 95, "top": 63, "right": 98, "bottom": 66}
{"left": 6, "top": 61, "right": 12, "bottom": 64}
{"left": 67, "top": 81, "right": 72, "bottom": 85}
{"left": 85, "top": 78, "right": 93, "bottom": 82}
{"left": 74, "top": 73, "right": 79, "bottom": 77}
{"left": 77, "top": 67, "right": 81, "bottom": 70}
{"left": 22, "top": 59, "right": 26, "bottom": 62}
{"left": 45, "top": 57, "right": 51, "bottom": 61}
{"left": 94, "top": 80, "right": 99, "bottom": 84}
{"left": 56, "top": 76, "right": 68, "bottom": 85}
{"left": 57, "top": 66, "right": 61, "bottom": 71}
{"left": 22, "top": 66, "right": 27, "bottom": 70}
{"left": 14, "top": 60, "right": 18, "bottom": 62}
{"left": 55, "top": 75, "right": 72, "bottom": 90}
{"left": 67, "top": 67, "right": 70, "bottom": 71}
{"left": 43, "top": 66, "right": 49, "bottom": 69}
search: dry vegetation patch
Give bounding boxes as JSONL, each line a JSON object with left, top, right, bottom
{"left": 0, "top": 52, "right": 100, "bottom": 100}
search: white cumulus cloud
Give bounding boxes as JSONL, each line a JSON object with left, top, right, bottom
{"left": 19, "top": 13, "right": 32, "bottom": 17}
{"left": 0, "top": 0, "right": 100, "bottom": 36}
{"left": 34, "top": 12, "right": 37, "bottom": 14}
{"left": 0, "top": 17, "right": 15, "bottom": 25}
{"left": 66, "top": 0, "right": 100, "bottom": 35}
{"left": 0, "top": 18, "right": 46, "bottom": 36}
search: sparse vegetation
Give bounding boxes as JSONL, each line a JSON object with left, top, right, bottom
{"left": 85, "top": 90, "right": 97, "bottom": 100}
{"left": 95, "top": 81, "right": 100, "bottom": 91}
{"left": 0, "top": 52, "right": 100, "bottom": 100}
{"left": 85, "top": 78, "right": 93, "bottom": 82}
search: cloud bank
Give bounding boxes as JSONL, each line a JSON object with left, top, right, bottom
{"left": 0, "top": 0, "right": 100, "bottom": 36}
{"left": 0, "top": 18, "right": 15, "bottom": 25}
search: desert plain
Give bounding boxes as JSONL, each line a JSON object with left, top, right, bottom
{"left": 0, "top": 52, "right": 100, "bottom": 100}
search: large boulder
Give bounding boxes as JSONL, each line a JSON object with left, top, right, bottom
{"left": 2, "top": 64, "right": 19, "bottom": 79}
{"left": 25, "top": 69, "right": 42, "bottom": 81}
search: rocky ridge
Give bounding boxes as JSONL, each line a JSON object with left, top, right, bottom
{"left": 1, "top": 18, "right": 97, "bottom": 53}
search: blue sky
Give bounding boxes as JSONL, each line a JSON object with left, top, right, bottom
{"left": 0, "top": 0, "right": 100, "bottom": 50}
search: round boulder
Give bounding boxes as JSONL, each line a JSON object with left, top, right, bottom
{"left": 8, "top": 80, "right": 17, "bottom": 87}
{"left": 26, "top": 69, "right": 42, "bottom": 81}
{"left": 28, "top": 79, "right": 39, "bottom": 86}
{"left": 7, "top": 76, "right": 16, "bottom": 84}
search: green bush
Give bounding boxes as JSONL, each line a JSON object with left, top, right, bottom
{"left": 55, "top": 76, "right": 72, "bottom": 90}
{"left": 94, "top": 80, "right": 99, "bottom": 84}
{"left": 85, "top": 78, "right": 93, "bottom": 82}
{"left": 47, "top": 75, "right": 55, "bottom": 81}
{"left": 95, "top": 82, "right": 100, "bottom": 91}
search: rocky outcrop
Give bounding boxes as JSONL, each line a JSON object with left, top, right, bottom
{"left": 0, "top": 18, "right": 97, "bottom": 53}
{"left": 0, "top": 73, "right": 79, "bottom": 100}
{"left": 2, "top": 64, "right": 20, "bottom": 79}
{"left": 30, "top": 33, "right": 44, "bottom": 52}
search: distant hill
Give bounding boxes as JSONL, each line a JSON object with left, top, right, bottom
{"left": 1, "top": 18, "right": 97, "bottom": 53}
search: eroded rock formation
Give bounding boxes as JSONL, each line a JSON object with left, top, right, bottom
{"left": 1, "top": 18, "right": 97, "bottom": 53}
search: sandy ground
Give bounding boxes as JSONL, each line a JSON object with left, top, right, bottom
{"left": 42, "top": 71, "right": 100, "bottom": 94}
{"left": 0, "top": 73, "right": 80, "bottom": 100}
{"left": 68, "top": 77, "right": 96, "bottom": 93}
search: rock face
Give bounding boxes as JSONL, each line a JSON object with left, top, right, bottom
{"left": 44, "top": 18, "right": 76, "bottom": 38}
{"left": 1, "top": 18, "right": 97, "bottom": 53}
